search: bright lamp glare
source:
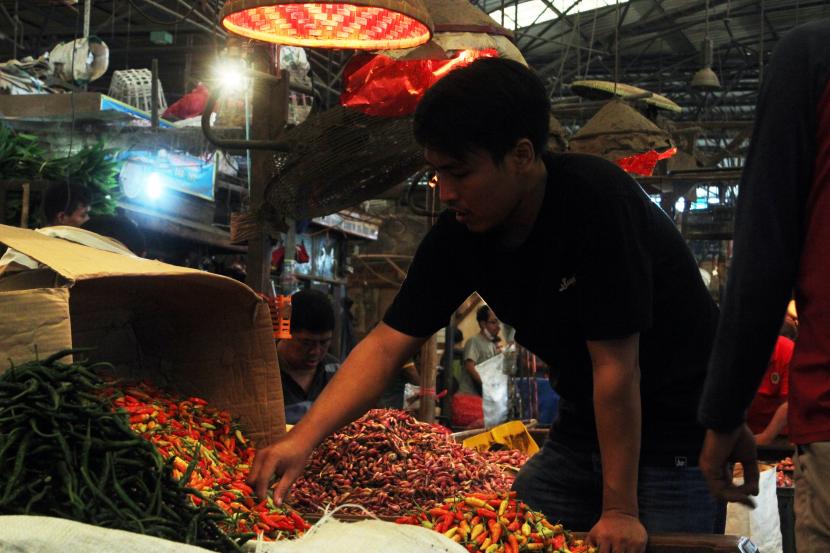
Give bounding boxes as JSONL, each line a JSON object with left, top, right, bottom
{"left": 146, "top": 172, "right": 163, "bottom": 200}
{"left": 675, "top": 197, "right": 686, "bottom": 213}
{"left": 214, "top": 60, "right": 247, "bottom": 92}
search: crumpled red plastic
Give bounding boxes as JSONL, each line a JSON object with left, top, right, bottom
{"left": 341, "top": 49, "right": 499, "bottom": 117}
{"left": 162, "top": 83, "right": 209, "bottom": 121}
{"left": 615, "top": 147, "right": 678, "bottom": 177}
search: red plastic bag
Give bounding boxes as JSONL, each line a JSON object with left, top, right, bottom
{"left": 341, "top": 49, "right": 499, "bottom": 117}
{"left": 162, "top": 83, "right": 209, "bottom": 121}
{"left": 615, "top": 147, "right": 677, "bottom": 177}
{"left": 451, "top": 393, "right": 484, "bottom": 429}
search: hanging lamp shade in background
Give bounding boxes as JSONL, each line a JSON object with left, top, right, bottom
{"left": 220, "top": 0, "right": 433, "bottom": 50}
{"left": 569, "top": 100, "right": 675, "bottom": 175}
{"left": 691, "top": 37, "right": 721, "bottom": 90}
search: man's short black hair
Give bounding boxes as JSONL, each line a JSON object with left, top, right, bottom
{"left": 43, "top": 182, "right": 92, "bottom": 224}
{"left": 414, "top": 57, "right": 550, "bottom": 163}
{"left": 476, "top": 305, "right": 492, "bottom": 323}
{"left": 291, "top": 289, "right": 335, "bottom": 334}
{"left": 82, "top": 214, "right": 146, "bottom": 256}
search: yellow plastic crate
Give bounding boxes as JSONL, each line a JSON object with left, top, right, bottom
{"left": 462, "top": 420, "right": 540, "bottom": 456}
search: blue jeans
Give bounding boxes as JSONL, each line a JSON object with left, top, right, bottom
{"left": 511, "top": 440, "right": 726, "bottom": 533}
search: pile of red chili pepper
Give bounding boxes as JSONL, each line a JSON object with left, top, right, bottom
{"left": 108, "top": 381, "right": 310, "bottom": 540}
{"left": 480, "top": 449, "right": 530, "bottom": 471}
{"left": 776, "top": 457, "right": 794, "bottom": 488}
{"left": 396, "top": 492, "right": 598, "bottom": 553}
{"left": 288, "top": 409, "right": 518, "bottom": 516}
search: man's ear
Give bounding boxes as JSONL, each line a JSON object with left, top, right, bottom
{"left": 511, "top": 138, "right": 536, "bottom": 173}
{"left": 54, "top": 212, "right": 68, "bottom": 225}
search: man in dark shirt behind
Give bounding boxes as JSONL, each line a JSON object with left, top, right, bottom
{"left": 277, "top": 289, "right": 339, "bottom": 424}
{"left": 249, "top": 58, "right": 721, "bottom": 553}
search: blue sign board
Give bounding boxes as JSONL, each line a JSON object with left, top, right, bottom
{"left": 117, "top": 149, "right": 216, "bottom": 201}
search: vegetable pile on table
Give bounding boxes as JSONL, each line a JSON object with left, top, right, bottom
{"left": 479, "top": 449, "right": 530, "bottom": 472}
{"left": 108, "top": 380, "right": 311, "bottom": 540}
{"left": 776, "top": 457, "right": 794, "bottom": 488}
{"left": 0, "top": 352, "right": 241, "bottom": 552}
{"left": 288, "top": 409, "right": 519, "bottom": 516}
{"left": 396, "top": 491, "right": 597, "bottom": 553}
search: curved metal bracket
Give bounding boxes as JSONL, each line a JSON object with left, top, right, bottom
{"left": 201, "top": 78, "right": 292, "bottom": 151}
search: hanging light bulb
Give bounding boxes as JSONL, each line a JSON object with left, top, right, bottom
{"left": 219, "top": 0, "right": 433, "bottom": 50}
{"left": 691, "top": 0, "right": 721, "bottom": 90}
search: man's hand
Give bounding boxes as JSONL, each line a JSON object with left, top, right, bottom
{"left": 699, "top": 424, "right": 759, "bottom": 507}
{"left": 588, "top": 511, "right": 647, "bottom": 553}
{"left": 247, "top": 432, "right": 314, "bottom": 502}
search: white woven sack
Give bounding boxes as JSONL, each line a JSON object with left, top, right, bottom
{"left": 0, "top": 515, "right": 213, "bottom": 553}
{"left": 244, "top": 506, "right": 466, "bottom": 553}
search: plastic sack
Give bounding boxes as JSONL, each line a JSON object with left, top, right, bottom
{"left": 0, "top": 515, "right": 212, "bottom": 553}
{"left": 245, "top": 506, "right": 466, "bottom": 553}
{"left": 476, "top": 352, "right": 509, "bottom": 428}
{"left": 615, "top": 147, "right": 678, "bottom": 177}
{"left": 340, "top": 49, "right": 498, "bottom": 117}
{"left": 725, "top": 464, "right": 783, "bottom": 553}
{"left": 163, "top": 83, "right": 209, "bottom": 121}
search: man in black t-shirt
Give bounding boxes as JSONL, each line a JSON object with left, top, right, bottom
{"left": 277, "top": 289, "right": 339, "bottom": 424}
{"left": 249, "top": 58, "right": 721, "bottom": 553}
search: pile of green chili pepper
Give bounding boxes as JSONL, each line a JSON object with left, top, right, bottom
{"left": 0, "top": 351, "right": 242, "bottom": 553}
{"left": 109, "top": 381, "right": 310, "bottom": 540}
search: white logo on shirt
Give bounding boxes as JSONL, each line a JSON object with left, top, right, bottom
{"left": 559, "top": 275, "right": 577, "bottom": 292}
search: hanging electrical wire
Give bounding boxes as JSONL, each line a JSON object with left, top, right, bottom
{"left": 582, "top": 6, "right": 600, "bottom": 79}
{"left": 127, "top": 0, "right": 198, "bottom": 26}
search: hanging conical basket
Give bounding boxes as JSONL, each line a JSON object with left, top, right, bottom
{"left": 568, "top": 100, "right": 672, "bottom": 161}
{"left": 426, "top": 0, "right": 512, "bottom": 37}
{"left": 264, "top": 106, "right": 424, "bottom": 221}
{"left": 548, "top": 114, "right": 568, "bottom": 153}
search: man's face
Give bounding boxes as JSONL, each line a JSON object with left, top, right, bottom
{"left": 480, "top": 313, "right": 500, "bottom": 338}
{"left": 426, "top": 147, "right": 524, "bottom": 233}
{"left": 56, "top": 204, "right": 91, "bottom": 227}
{"left": 280, "top": 329, "right": 333, "bottom": 371}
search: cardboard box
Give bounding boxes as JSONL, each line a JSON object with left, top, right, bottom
{"left": 0, "top": 224, "right": 285, "bottom": 446}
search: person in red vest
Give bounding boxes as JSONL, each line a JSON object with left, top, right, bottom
{"left": 746, "top": 301, "right": 798, "bottom": 445}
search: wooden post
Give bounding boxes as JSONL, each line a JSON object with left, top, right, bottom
{"left": 418, "top": 333, "right": 438, "bottom": 423}
{"left": 246, "top": 48, "right": 289, "bottom": 293}
{"left": 19, "top": 182, "right": 30, "bottom": 228}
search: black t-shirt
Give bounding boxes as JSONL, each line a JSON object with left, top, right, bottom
{"left": 280, "top": 352, "right": 340, "bottom": 424}
{"left": 384, "top": 152, "right": 718, "bottom": 458}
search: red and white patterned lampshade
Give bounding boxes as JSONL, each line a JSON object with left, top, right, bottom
{"left": 220, "top": 0, "right": 433, "bottom": 50}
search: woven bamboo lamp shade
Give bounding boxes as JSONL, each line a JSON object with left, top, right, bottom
{"left": 425, "top": 0, "right": 511, "bottom": 37}
{"left": 220, "top": 0, "right": 433, "bottom": 50}
{"left": 569, "top": 100, "right": 672, "bottom": 161}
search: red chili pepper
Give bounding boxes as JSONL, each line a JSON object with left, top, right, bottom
{"left": 508, "top": 534, "right": 519, "bottom": 553}
{"left": 477, "top": 508, "right": 498, "bottom": 519}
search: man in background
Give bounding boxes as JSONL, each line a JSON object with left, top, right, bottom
{"left": 278, "top": 289, "right": 340, "bottom": 424}
{"left": 460, "top": 305, "right": 502, "bottom": 395}
{"left": 697, "top": 20, "right": 830, "bottom": 553}
{"left": 42, "top": 182, "right": 91, "bottom": 227}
